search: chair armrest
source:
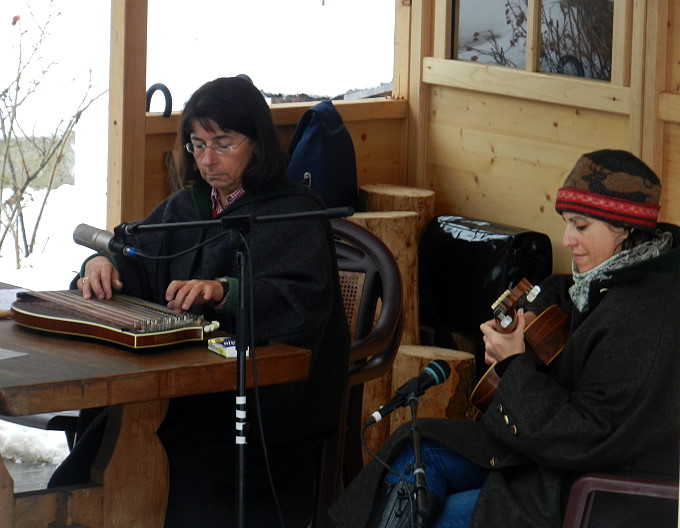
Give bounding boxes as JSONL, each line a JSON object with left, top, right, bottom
{"left": 563, "top": 473, "right": 678, "bottom": 528}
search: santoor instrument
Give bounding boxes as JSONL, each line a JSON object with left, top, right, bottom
{"left": 10, "top": 289, "right": 220, "bottom": 349}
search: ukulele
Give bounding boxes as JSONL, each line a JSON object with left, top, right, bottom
{"left": 469, "top": 279, "right": 569, "bottom": 416}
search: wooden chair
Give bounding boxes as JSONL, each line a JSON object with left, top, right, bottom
{"left": 562, "top": 473, "right": 679, "bottom": 528}
{"left": 311, "top": 218, "right": 404, "bottom": 528}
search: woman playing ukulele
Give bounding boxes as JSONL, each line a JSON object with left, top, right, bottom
{"left": 331, "top": 150, "right": 680, "bottom": 528}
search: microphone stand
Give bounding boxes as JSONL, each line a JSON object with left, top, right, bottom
{"left": 235, "top": 245, "right": 248, "bottom": 528}
{"left": 119, "top": 206, "right": 353, "bottom": 528}
{"left": 406, "top": 392, "right": 431, "bottom": 527}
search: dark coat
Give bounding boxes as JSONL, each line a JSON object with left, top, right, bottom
{"left": 56, "top": 181, "right": 350, "bottom": 528}
{"left": 331, "top": 226, "right": 680, "bottom": 528}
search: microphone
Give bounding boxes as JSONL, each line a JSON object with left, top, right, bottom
{"left": 73, "top": 224, "right": 145, "bottom": 258}
{"left": 365, "top": 360, "right": 451, "bottom": 426}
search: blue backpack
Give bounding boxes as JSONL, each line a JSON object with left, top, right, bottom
{"left": 287, "top": 100, "right": 358, "bottom": 209}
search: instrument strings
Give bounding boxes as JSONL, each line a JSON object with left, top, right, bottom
{"left": 24, "top": 290, "right": 203, "bottom": 334}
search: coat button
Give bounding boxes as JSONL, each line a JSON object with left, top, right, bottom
{"left": 503, "top": 415, "right": 510, "bottom": 425}
{"left": 509, "top": 425, "right": 518, "bottom": 435}
{"left": 489, "top": 457, "right": 499, "bottom": 466}
{"left": 496, "top": 403, "right": 503, "bottom": 413}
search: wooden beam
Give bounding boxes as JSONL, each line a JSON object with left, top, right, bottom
{"left": 433, "top": 0, "right": 452, "bottom": 59}
{"left": 640, "top": 0, "right": 668, "bottom": 175}
{"left": 611, "top": 0, "right": 633, "bottom": 86}
{"left": 107, "top": 0, "right": 149, "bottom": 229}
{"left": 145, "top": 98, "right": 409, "bottom": 136}
{"left": 658, "top": 92, "right": 680, "bottom": 124}
{"left": 270, "top": 98, "right": 409, "bottom": 126}
{"left": 423, "top": 58, "right": 631, "bottom": 115}
{"left": 525, "top": 0, "right": 541, "bottom": 72}
{"left": 392, "top": 0, "right": 412, "bottom": 100}
{"left": 406, "top": 0, "right": 434, "bottom": 189}
{"left": 628, "top": 0, "right": 648, "bottom": 156}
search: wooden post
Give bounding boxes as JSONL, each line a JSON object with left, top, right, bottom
{"left": 347, "top": 211, "right": 419, "bottom": 459}
{"left": 390, "top": 345, "right": 476, "bottom": 432}
{"left": 347, "top": 212, "right": 419, "bottom": 345}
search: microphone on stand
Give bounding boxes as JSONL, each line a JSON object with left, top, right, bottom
{"left": 364, "top": 360, "right": 451, "bottom": 426}
{"left": 73, "top": 224, "right": 146, "bottom": 258}
{"left": 251, "top": 206, "right": 354, "bottom": 224}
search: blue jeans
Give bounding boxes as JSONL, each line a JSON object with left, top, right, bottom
{"left": 385, "top": 439, "right": 488, "bottom": 528}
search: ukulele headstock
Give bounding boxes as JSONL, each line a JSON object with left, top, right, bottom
{"left": 492, "top": 278, "right": 541, "bottom": 332}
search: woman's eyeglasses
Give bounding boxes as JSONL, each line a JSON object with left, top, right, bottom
{"left": 185, "top": 135, "right": 249, "bottom": 156}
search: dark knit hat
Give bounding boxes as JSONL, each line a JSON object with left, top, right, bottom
{"left": 555, "top": 149, "right": 661, "bottom": 231}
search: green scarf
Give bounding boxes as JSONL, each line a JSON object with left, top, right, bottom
{"left": 569, "top": 230, "right": 673, "bottom": 312}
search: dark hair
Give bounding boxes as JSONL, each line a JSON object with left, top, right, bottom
{"left": 621, "top": 228, "right": 656, "bottom": 251}
{"left": 174, "top": 77, "right": 287, "bottom": 194}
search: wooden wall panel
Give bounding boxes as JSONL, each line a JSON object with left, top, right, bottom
{"left": 275, "top": 118, "right": 405, "bottom": 187}
{"left": 659, "top": 3, "right": 680, "bottom": 230}
{"left": 347, "top": 119, "right": 404, "bottom": 186}
{"left": 662, "top": 122, "right": 680, "bottom": 225}
{"left": 425, "top": 86, "right": 630, "bottom": 273}
{"left": 143, "top": 133, "right": 176, "bottom": 214}
{"left": 429, "top": 88, "right": 628, "bottom": 148}
{"left": 669, "top": 1, "right": 680, "bottom": 92}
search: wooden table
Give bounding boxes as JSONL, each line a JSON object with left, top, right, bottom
{"left": 0, "top": 313, "right": 310, "bottom": 528}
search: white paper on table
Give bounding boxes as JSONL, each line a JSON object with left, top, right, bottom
{"left": 0, "top": 288, "right": 27, "bottom": 311}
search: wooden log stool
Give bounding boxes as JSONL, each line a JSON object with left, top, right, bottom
{"left": 346, "top": 211, "right": 419, "bottom": 460}
{"left": 359, "top": 183, "right": 435, "bottom": 239}
{"left": 389, "top": 345, "right": 476, "bottom": 432}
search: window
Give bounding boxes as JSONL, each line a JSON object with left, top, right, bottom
{"left": 456, "top": 0, "right": 614, "bottom": 81}
{"left": 0, "top": 1, "right": 109, "bottom": 289}
{"left": 146, "top": 0, "right": 395, "bottom": 110}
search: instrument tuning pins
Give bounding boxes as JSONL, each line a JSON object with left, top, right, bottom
{"left": 499, "top": 314, "right": 514, "bottom": 328}
{"left": 527, "top": 285, "right": 541, "bottom": 303}
{"left": 203, "top": 321, "right": 220, "bottom": 333}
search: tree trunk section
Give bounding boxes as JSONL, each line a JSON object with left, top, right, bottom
{"left": 390, "top": 345, "right": 477, "bottom": 432}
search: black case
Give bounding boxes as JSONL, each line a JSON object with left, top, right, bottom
{"left": 419, "top": 215, "right": 553, "bottom": 354}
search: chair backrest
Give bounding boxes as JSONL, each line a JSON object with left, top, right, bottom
{"left": 312, "top": 218, "right": 403, "bottom": 528}
{"left": 332, "top": 218, "right": 404, "bottom": 386}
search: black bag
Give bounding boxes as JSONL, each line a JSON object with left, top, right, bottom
{"left": 287, "top": 100, "right": 358, "bottom": 209}
{"left": 370, "top": 480, "right": 442, "bottom": 528}
{"left": 419, "top": 215, "right": 552, "bottom": 368}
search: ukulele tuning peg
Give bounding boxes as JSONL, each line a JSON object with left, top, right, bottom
{"left": 527, "top": 285, "right": 541, "bottom": 303}
{"left": 499, "top": 314, "right": 514, "bottom": 329}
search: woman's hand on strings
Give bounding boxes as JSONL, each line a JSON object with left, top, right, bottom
{"left": 166, "top": 279, "right": 225, "bottom": 312}
{"left": 78, "top": 256, "right": 123, "bottom": 300}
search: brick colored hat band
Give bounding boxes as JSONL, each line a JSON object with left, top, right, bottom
{"left": 555, "top": 187, "right": 660, "bottom": 229}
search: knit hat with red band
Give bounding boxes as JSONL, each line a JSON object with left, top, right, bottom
{"left": 555, "top": 150, "right": 661, "bottom": 231}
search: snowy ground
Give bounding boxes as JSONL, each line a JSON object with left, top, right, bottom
{"left": 0, "top": 422, "right": 68, "bottom": 466}
{"left": 0, "top": 183, "right": 106, "bottom": 467}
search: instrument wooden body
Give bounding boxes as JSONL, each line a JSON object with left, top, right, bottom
{"left": 470, "top": 280, "right": 568, "bottom": 416}
{"left": 10, "top": 290, "right": 219, "bottom": 349}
